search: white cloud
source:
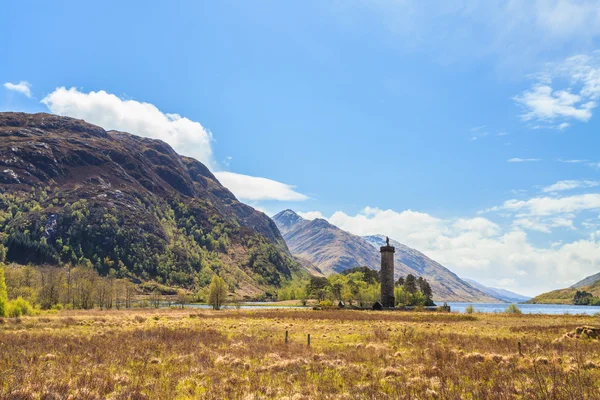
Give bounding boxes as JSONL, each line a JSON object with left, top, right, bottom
{"left": 322, "top": 206, "right": 600, "bottom": 296}
{"left": 42, "top": 87, "right": 214, "bottom": 167}
{"left": 41, "top": 87, "right": 307, "bottom": 203}
{"left": 514, "top": 52, "right": 600, "bottom": 127}
{"left": 214, "top": 171, "right": 308, "bottom": 202}
{"left": 3, "top": 81, "right": 32, "bottom": 97}
{"left": 542, "top": 179, "right": 600, "bottom": 192}
{"left": 513, "top": 84, "right": 595, "bottom": 123}
{"left": 512, "top": 217, "right": 553, "bottom": 233}
{"left": 507, "top": 158, "right": 541, "bottom": 163}
{"left": 513, "top": 216, "right": 575, "bottom": 233}
{"left": 483, "top": 193, "right": 600, "bottom": 217}
{"left": 297, "top": 211, "right": 326, "bottom": 220}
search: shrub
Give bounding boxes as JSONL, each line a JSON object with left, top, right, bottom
{"left": 319, "top": 300, "right": 334, "bottom": 308}
{"left": 7, "top": 297, "right": 34, "bottom": 318}
{"left": 465, "top": 305, "right": 475, "bottom": 314}
{"left": 505, "top": 304, "right": 522, "bottom": 314}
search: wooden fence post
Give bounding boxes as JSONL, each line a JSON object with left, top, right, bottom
{"left": 307, "top": 334, "right": 311, "bottom": 346}
{"left": 285, "top": 330, "right": 289, "bottom": 344}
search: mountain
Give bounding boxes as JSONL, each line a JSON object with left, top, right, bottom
{"left": 529, "top": 272, "right": 600, "bottom": 304}
{"left": 273, "top": 210, "right": 498, "bottom": 302}
{"left": 571, "top": 272, "right": 600, "bottom": 288}
{"left": 0, "top": 112, "right": 305, "bottom": 297}
{"left": 273, "top": 210, "right": 381, "bottom": 275}
{"left": 464, "top": 279, "right": 530, "bottom": 303}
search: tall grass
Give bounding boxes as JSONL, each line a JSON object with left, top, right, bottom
{"left": 1, "top": 308, "right": 599, "bottom": 398}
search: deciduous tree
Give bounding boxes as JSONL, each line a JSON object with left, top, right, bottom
{"left": 208, "top": 275, "right": 227, "bottom": 310}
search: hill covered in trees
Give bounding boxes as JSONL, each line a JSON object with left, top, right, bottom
{"left": 0, "top": 112, "right": 305, "bottom": 298}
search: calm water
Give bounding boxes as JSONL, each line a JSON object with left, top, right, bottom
{"left": 446, "top": 302, "right": 600, "bottom": 315}
{"left": 181, "top": 303, "right": 306, "bottom": 310}
{"left": 175, "top": 302, "right": 600, "bottom": 315}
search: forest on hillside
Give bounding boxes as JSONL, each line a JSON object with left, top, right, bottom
{"left": 0, "top": 188, "right": 299, "bottom": 288}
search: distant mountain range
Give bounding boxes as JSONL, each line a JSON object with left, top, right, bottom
{"left": 273, "top": 210, "right": 499, "bottom": 302}
{"left": 463, "top": 279, "right": 530, "bottom": 303}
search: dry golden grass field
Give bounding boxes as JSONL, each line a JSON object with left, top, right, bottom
{"left": 1, "top": 309, "right": 600, "bottom": 399}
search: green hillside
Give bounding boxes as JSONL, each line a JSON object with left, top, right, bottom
{"left": 528, "top": 277, "right": 600, "bottom": 305}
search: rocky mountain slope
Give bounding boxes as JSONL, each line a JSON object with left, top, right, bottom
{"left": 571, "top": 272, "right": 600, "bottom": 288}
{"left": 0, "top": 112, "right": 305, "bottom": 297}
{"left": 273, "top": 210, "right": 380, "bottom": 275}
{"left": 463, "top": 279, "right": 530, "bottom": 303}
{"left": 273, "top": 210, "right": 497, "bottom": 302}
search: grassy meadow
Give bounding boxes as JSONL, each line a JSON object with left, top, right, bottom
{"left": 1, "top": 308, "right": 600, "bottom": 399}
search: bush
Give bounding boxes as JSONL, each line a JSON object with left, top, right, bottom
{"left": 7, "top": 297, "right": 34, "bottom": 318}
{"left": 505, "top": 304, "right": 522, "bottom": 314}
{"left": 465, "top": 305, "right": 475, "bottom": 314}
{"left": 319, "top": 300, "right": 334, "bottom": 308}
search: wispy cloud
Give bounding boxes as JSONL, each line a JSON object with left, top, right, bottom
{"left": 543, "top": 179, "right": 600, "bottom": 193}
{"left": 469, "top": 125, "right": 489, "bottom": 141}
{"left": 507, "top": 158, "right": 541, "bottom": 163}
{"left": 558, "top": 158, "right": 588, "bottom": 163}
{"left": 3, "top": 81, "right": 32, "bottom": 97}
{"left": 558, "top": 122, "right": 570, "bottom": 130}
{"left": 512, "top": 216, "right": 575, "bottom": 233}
{"left": 482, "top": 193, "right": 600, "bottom": 217}
{"left": 343, "top": 1, "right": 600, "bottom": 69}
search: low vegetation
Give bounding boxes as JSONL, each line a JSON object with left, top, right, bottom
{"left": 1, "top": 308, "right": 600, "bottom": 398}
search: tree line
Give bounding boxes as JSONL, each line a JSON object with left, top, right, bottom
{"left": 277, "top": 266, "right": 435, "bottom": 307}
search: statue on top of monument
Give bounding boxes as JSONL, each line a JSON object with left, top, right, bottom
{"left": 386, "top": 236, "right": 390, "bottom": 246}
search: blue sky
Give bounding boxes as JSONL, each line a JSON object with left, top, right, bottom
{"left": 2, "top": 1, "right": 600, "bottom": 295}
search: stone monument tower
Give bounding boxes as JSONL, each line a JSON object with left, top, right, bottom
{"left": 380, "top": 236, "right": 395, "bottom": 308}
